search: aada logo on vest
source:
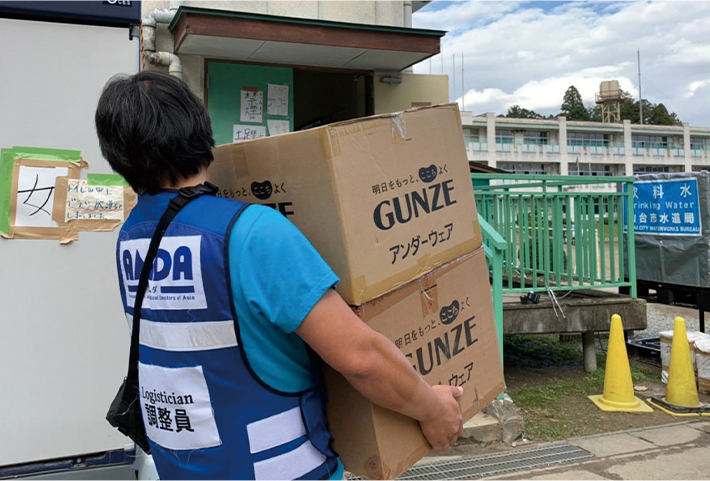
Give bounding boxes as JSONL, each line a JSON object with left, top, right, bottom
{"left": 120, "top": 236, "right": 207, "bottom": 310}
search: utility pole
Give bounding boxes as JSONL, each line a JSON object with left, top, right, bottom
{"left": 461, "top": 52, "right": 465, "bottom": 111}
{"left": 452, "top": 54, "right": 456, "bottom": 104}
{"left": 638, "top": 49, "right": 643, "bottom": 124}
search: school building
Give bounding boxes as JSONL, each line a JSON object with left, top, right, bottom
{"left": 460, "top": 112, "right": 710, "bottom": 177}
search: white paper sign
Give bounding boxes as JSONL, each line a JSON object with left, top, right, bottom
{"left": 233, "top": 124, "right": 267, "bottom": 143}
{"left": 14, "top": 165, "right": 68, "bottom": 227}
{"left": 65, "top": 179, "right": 124, "bottom": 221}
{"left": 267, "top": 119, "right": 290, "bottom": 137}
{"left": 267, "top": 84, "right": 289, "bottom": 117}
{"left": 139, "top": 363, "right": 222, "bottom": 450}
{"left": 240, "top": 89, "right": 263, "bottom": 123}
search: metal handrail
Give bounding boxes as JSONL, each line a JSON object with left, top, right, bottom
{"left": 473, "top": 174, "right": 637, "bottom": 300}
{"left": 479, "top": 214, "right": 506, "bottom": 365}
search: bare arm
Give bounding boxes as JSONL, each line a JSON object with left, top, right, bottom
{"left": 296, "top": 289, "right": 464, "bottom": 452}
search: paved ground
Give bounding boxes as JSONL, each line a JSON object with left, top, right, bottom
{"left": 635, "top": 302, "right": 704, "bottom": 338}
{"left": 483, "top": 420, "right": 710, "bottom": 480}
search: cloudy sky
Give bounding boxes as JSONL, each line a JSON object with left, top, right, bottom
{"left": 412, "top": 1, "right": 710, "bottom": 125}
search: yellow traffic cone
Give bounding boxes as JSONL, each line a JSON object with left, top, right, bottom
{"left": 649, "top": 317, "right": 710, "bottom": 416}
{"left": 589, "top": 314, "right": 654, "bottom": 412}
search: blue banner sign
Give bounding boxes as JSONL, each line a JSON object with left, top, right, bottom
{"left": 625, "top": 178, "right": 701, "bottom": 236}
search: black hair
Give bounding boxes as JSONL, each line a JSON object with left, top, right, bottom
{"left": 94, "top": 71, "right": 215, "bottom": 194}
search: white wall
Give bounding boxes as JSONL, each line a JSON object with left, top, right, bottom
{"left": 142, "top": 0, "right": 404, "bottom": 26}
{"left": 0, "top": 18, "right": 138, "bottom": 466}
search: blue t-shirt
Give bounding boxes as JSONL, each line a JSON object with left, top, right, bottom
{"left": 228, "top": 205, "right": 344, "bottom": 480}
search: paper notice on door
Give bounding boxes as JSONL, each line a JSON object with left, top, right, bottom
{"left": 267, "top": 120, "right": 290, "bottom": 137}
{"left": 240, "top": 88, "right": 263, "bottom": 123}
{"left": 267, "top": 84, "right": 289, "bottom": 117}
{"left": 233, "top": 124, "right": 267, "bottom": 143}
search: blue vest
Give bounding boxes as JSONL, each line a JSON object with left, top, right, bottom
{"left": 116, "top": 192, "right": 338, "bottom": 480}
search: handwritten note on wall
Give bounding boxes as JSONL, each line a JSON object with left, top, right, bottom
{"left": 233, "top": 124, "right": 267, "bottom": 143}
{"left": 267, "top": 84, "right": 289, "bottom": 117}
{"left": 240, "top": 89, "right": 264, "bottom": 123}
{"left": 65, "top": 179, "right": 124, "bottom": 221}
{"left": 267, "top": 119, "right": 290, "bottom": 136}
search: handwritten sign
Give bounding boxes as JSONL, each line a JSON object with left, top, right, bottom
{"left": 15, "top": 165, "right": 69, "bottom": 228}
{"left": 240, "top": 89, "right": 263, "bottom": 123}
{"left": 267, "top": 119, "right": 290, "bottom": 136}
{"left": 233, "top": 124, "right": 266, "bottom": 143}
{"left": 267, "top": 84, "right": 289, "bottom": 117}
{"left": 65, "top": 179, "right": 124, "bottom": 221}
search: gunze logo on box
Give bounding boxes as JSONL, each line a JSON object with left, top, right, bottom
{"left": 373, "top": 164, "right": 457, "bottom": 231}
{"left": 120, "top": 236, "right": 207, "bottom": 310}
{"left": 405, "top": 300, "right": 478, "bottom": 376}
{"left": 624, "top": 178, "right": 702, "bottom": 236}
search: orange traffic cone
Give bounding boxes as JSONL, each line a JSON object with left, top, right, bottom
{"left": 589, "top": 314, "right": 653, "bottom": 413}
{"left": 649, "top": 317, "right": 710, "bottom": 417}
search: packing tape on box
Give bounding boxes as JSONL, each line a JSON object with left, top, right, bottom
{"left": 350, "top": 240, "right": 481, "bottom": 306}
{"left": 231, "top": 145, "right": 250, "bottom": 180}
{"left": 319, "top": 128, "right": 341, "bottom": 160}
{"left": 318, "top": 114, "right": 411, "bottom": 161}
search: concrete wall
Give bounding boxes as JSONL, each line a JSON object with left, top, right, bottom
{"left": 142, "top": 1, "right": 404, "bottom": 26}
{"left": 374, "top": 73, "right": 448, "bottom": 115}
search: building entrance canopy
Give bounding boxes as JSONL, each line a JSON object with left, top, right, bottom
{"left": 169, "top": 6, "right": 444, "bottom": 71}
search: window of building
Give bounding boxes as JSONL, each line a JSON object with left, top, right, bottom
{"left": 523, "top": 131, "right": 549, "bottom": 145}
{"left": 571, "top": 163, "right": 615, "bottom": 176}
{"left": 633, "top": 165, "right": 677, "bottom": 174}
{"left": 690, "top": 137, "right": 708, "bottom": 150}
{"left": 463, "top": 128, "right": 479, "bottom": 143}
{"left": 632, "top": 135, "right": 670, "bottom": 148}
{"left": 496, "top": 130, "right": 514, "bottom": 144}
{"left": 498, "top": 162, "right": 552, "bottom": 175}
{"left": 568, "top": 133, "right": 609, "bottom": 146}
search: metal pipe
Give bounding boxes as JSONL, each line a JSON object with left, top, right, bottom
{"left": 149, "top": 51, "right": 183, "bottom": 79}
{"left": 403, "top": 0, "right": 412, "bottom": 28}
{"left": 141, "top": 1, "right": 184, "bottom": 77}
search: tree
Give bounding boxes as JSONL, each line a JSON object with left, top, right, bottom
{"left": 648, "top": 103, "right": 681, "bottom": 126}
{"left": 560, "top": 86, "right": 590, "bottom": 121}
{"left": 505, "top": 105, "right": 544, "bottom": 119}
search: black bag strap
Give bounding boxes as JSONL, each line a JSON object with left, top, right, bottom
{"left": 126, "top": 182, "right": 219, "bottom": 379}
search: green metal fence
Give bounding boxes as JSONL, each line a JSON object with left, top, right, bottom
{"left": 473, "top": 174, "right": 637, "bottom": 299}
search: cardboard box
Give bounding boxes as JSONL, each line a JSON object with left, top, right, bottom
{"left": 323, "top": 248, "right": 505, "bottom": 480}
{"left": 210, "top": 104, "right": 481, "bottom": 306}
{"left": 696, "top": 339, "right": 710, "bottom": 394}
{"left": 660, "top": 331, "right": 710, "bottom": 383}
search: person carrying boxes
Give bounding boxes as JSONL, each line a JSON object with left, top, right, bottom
{"left": 95, "top": 71, "right": 464, "bottom": 480}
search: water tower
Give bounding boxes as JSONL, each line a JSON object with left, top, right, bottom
{"left": 595, "top": 80, "right": 625, "bottom": 123}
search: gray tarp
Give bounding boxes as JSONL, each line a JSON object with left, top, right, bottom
{"left": 630, "top": 171, "right": 710, "bottom": 288}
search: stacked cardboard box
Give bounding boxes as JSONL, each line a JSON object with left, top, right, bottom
{"left": 210, "top": 104, "right": 505, "bottom": 479}
{"left": 660, "top": 330, "right": 710, "bottom": 384}
{"left": 696, "top": 339, "right": 710, "bottom": 394}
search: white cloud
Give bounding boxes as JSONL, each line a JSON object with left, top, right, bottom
{"left": 414, "top": 1, "right": 710, "bottom": 124}
{"left": 687, "top": 79, "right": 710, "bottom": 98}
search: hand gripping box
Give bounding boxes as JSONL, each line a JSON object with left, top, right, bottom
{"left": 323, "top": 248, "right": 505, "bottom": 480}
{"left": 210, "top": 104, "right": 481, "bottom": 306}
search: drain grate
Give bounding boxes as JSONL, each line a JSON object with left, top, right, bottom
{"left": 346, "top": 443, "right": 594, "bottom": 480}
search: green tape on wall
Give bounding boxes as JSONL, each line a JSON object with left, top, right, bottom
{"left": 87, "top": 173, "right": 129, "bottom": 187}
